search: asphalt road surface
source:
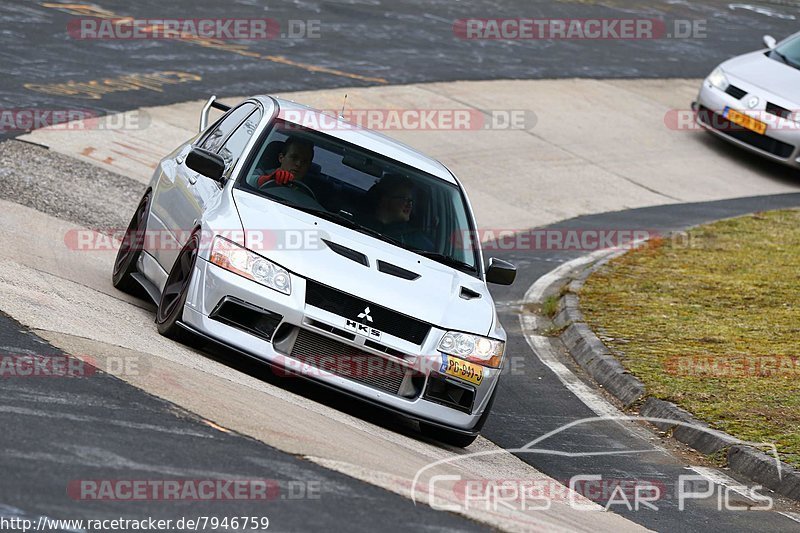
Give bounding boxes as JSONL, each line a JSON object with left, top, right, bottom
{"left": 3, "top": 0, "right": 800, "bottom": 531}
{"left": 0, "top": 312, "right": 488, "bottom": 533}
{"left": 485, "top": 193, "right": 800, "bottom": 532}
{"left": 1, "top": 0, "right": 799, "bottom": 131}
{"left": 2, "top": 185, "right": 799, "bottom": 531}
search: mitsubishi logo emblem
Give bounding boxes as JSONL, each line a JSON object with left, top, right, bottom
{"left": 345, "top": 308, "right": 381, "bottom": 340}
{"left": 357, "top": 306, "right": 373, "bottom": 323}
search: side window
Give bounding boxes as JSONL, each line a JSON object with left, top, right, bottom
{"left": 200, "top": 103, "right": 256, "bottom": 153}
{"left": 218, "top": 108, "right": 263, "bottom": 176}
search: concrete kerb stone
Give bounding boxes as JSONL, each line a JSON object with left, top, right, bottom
{"left": 639, "top": 398, "right": 737, "bottom": 455}
{"left": 538, "top": 241, "right": 800, "bottom": 502}
{"left": 552, "top": 250, "right": 646, "bottom": 408}
{"left": 728, "top": 445, "right": 800, "bottom": 501}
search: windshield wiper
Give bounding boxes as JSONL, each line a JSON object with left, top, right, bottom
{"left": 291, "top": 206, "right": 407, "bottom": 247}
{"left": 772, "top": 49, "right": 797, "bottom": 68}
{"left": 408, "top": 249, "right": 477, "bottom": 273}
{"left": 288, "top": 204, "right": 477, "bottom": 273}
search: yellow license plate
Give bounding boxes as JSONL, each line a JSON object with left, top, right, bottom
{"left": 441, "top": 355, "right": 483, "bottom": 385}
{"left": 724, "top": 107, "right": 767, "bottom": 135}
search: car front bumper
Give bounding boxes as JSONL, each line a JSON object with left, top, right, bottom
{"left": 180, "top": 258, "right": 500, "bottom": 433}
{"left": 694, "top": 81, "right": 800, "bottom": 169}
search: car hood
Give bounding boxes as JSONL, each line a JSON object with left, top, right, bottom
{"left": 232, "top": 189, "right": 495, "bottom": 336}
{"left": 722, "top": 50, "right": 800, "bottom": 104}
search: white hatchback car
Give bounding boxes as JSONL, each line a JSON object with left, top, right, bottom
{"left": 694, "top": 32, "right": 800, "bottom": 168}
{"left": 112, "top": 95, "right": 516, "bottom": 447}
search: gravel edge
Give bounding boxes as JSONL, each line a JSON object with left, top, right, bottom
{"left": 0, "top": 139, "right": 146, "bottom": 231}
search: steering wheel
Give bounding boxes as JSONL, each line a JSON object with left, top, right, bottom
{"left": 259, "top": 179, "right": 318, "bottom": 201}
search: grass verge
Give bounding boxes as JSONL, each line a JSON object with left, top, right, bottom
{"left": 580, "top": 209, "right": 800, "bottom": 468}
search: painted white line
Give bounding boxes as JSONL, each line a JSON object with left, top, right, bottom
{"left": 520, "top": 317, "right": 622, "bottom": 420}
{"left": 687, "top": 467, "right": 760, "bottom": 502}
{"left": 519, "top": 246, "right": 669, "bottom": 450}
{"left": 0, "top": 244, "right": 644, "bottom": 532}
{"left": 523, "top": 249, "right": 613, "bottom": 304}
{"left": 523, "top": 243, "right": 800, "bottom": 524}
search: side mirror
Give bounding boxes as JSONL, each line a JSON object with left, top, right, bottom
{"left": 763, "top": 35, "right": 777, "bottom": 50}
{"left": 186, "top": 148, "right": 225, "bottom": 182}
{"left": 485, "top": 257, "right": 516, "bottom": 285}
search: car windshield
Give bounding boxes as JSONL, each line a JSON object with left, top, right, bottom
{"left": 770, "top": 35, "right": 800, "bottom": 69}
{"left": 235, "top": 118, "right": 479, "bottom": 274}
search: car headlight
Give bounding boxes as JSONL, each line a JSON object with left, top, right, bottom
{"left": 210, "top": 236, "right": 291, "bottom": 295}
{"left": 438, "top": 331, "right": 505, "bottom": 368}
{"left": 707, "top": 67, "right": 729, "bottom": 91}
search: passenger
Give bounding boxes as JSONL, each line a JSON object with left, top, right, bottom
{"left": 256, "top": 137, "right": 314, "bottom": 187}
{"left": 363, "top": 174, "right": 433, "bottom": 250}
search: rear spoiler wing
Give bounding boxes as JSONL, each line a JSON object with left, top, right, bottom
{"left": 199, "top": 95, "right": 232, "bottom": 132}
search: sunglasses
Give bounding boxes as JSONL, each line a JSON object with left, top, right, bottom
{"left": 390, "top": 196, "right": 414, "bottom": 204}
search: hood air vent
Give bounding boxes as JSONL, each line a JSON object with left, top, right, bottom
{"left": 322, "top": 239, "right": 369, "bottom": 267}
{"left": 377, "top": 260, "right": 420, "bottom": 280}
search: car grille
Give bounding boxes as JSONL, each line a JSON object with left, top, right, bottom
{"left": 290, "top": 328, "right": 407, "bottom": 394}
{"left": 697, "top": 105, "right": 795, "bottom": 158}
{"left": 209, "top": 297, "right": 282, "bottom": 341}
{"left": 766, "top": 102, "right": 791, "bottom": 119}
{"left": 305, "top": 280, "right": 431, "bottom": 345}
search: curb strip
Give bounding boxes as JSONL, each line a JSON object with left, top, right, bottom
{"left": 540, "top": 249, "right": 800, "bottom": 501}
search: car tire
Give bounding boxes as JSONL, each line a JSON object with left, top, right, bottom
{"left": 112, "top": 191, "right": 150, "bottom": 295}
{"left": 155, "top": 230, "right": 200, "bottom": 342}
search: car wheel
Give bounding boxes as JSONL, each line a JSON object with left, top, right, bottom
{"left": 112, "top": 191, "right": 150, "bottom": 295}
{"left": 155, "top": 230, "right": 200, "bottom": 341}
{"left": 420, "top": 423, "right": 478, "bottom": 448}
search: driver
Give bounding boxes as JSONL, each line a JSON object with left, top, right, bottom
{"left": 256, "top": 137, "right": 314, "bottom": 187}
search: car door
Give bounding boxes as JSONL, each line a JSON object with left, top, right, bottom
{"left": 151, "top": 102, "right": 261, "bottom": 273}
{"left": 217, "top": 105, "right": 263, "bottom": 181}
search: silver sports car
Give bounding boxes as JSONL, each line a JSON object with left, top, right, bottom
{"left": 694, "top": 32, "right": 800, "bottom": 168}
{"left": 112, "top": 95, "right": 516, "bottom": 447}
